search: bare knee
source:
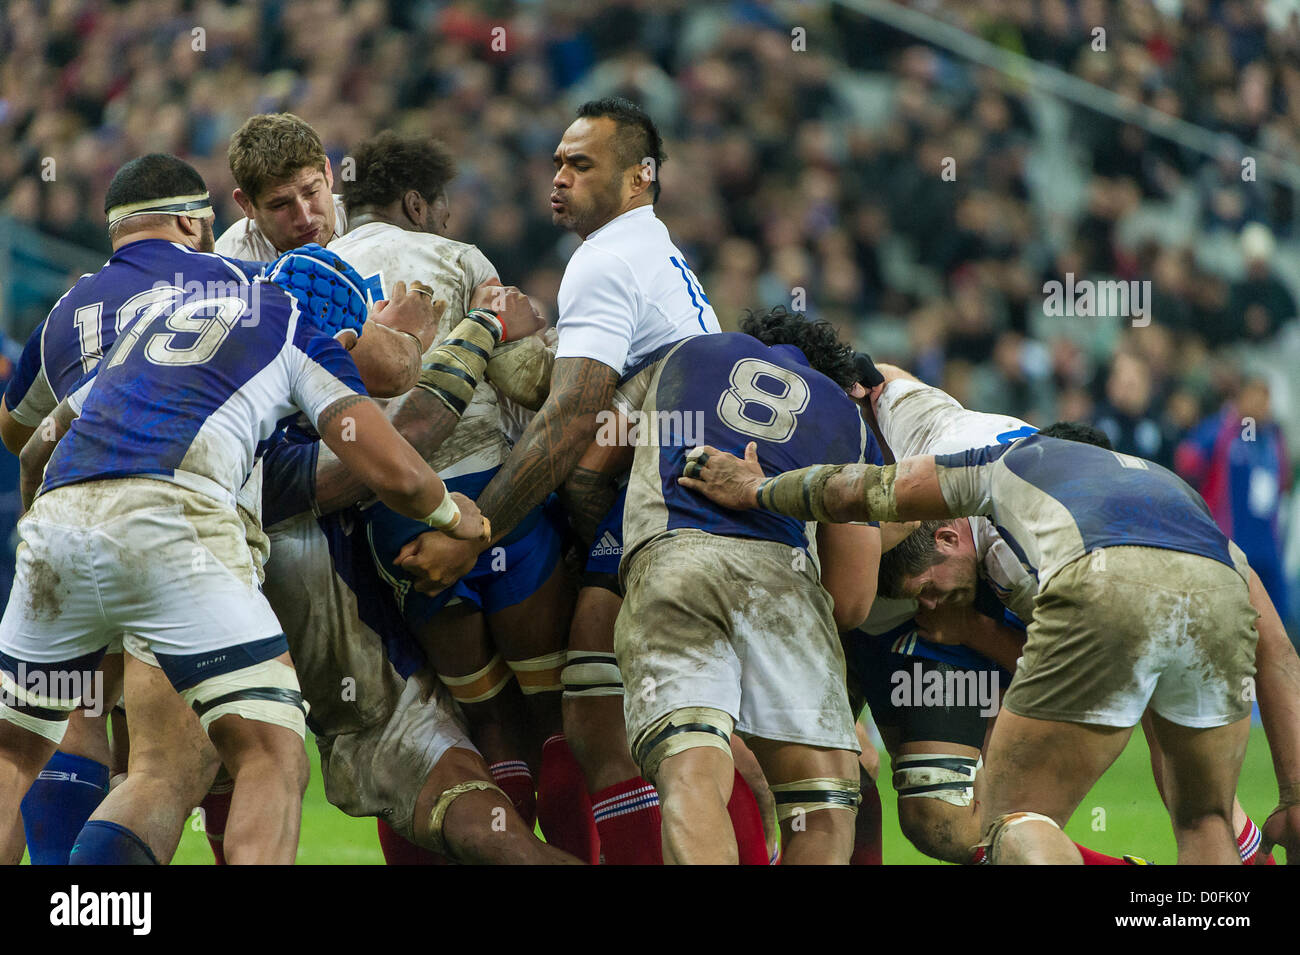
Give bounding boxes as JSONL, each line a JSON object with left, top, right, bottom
{"left": 898, "top": 798, "right": 977, "bottom": 863}
{"left": 656, "top": 748, "right": 733, "bottom": 808}
{"left": 209, "top": 717, "right": 307, "bottom": 795}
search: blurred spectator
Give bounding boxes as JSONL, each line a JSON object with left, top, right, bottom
{"left": 1176, "top": 377, "right": 1292, "bottom": 621}
{"left": 1092, "top": 350, "right": 1179, "bottom": 469}
{"left": 1216, "top": 222, "right": 1299, "bottom": 346}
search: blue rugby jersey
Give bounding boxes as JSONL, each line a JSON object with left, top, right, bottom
{"left": 40, "top": 241, "right": 362, "bottom": 509}
{"left": 623, "top": 332, "right": 881, "bottom": 562}
{"left": 4, "top": 240, "right": 265, "bottom": 426}
{"left": 933, "top": 433, "right": 1244, "bottom": 587}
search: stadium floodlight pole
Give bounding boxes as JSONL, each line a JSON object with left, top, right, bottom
{"left": 844, "top": 0, "right": 1300, "bottom": 194}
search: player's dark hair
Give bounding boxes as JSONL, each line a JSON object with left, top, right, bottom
{"left": 1038, "top": 421, "right": 1114, "bottom": 450}
{"left": 877, "top": 520, "right": 959, "bottom": 599}
{"left": 576, "top": 97, "right": 666, "bottom": 202}
{"left": 103, "top": 153, "right": 208, "bottom": 240}
{"left": 740, "top": 306, "right": 859, "bottom": 389}
{"left": 103, "top": 153, "right": 206, "bottom": 217}
{"left": 342, "top": 132, "right": 457, "bottom": 214}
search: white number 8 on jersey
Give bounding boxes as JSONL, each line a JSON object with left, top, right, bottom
{"left": 716, "top": 358, "right": 810, "bottom": 443}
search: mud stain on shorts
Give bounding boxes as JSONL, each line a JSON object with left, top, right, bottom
{"left": 25, "top": 558, "right": 63, "bottom": 621}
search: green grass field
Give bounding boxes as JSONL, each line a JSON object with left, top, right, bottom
{"left": 157, "top": 724, "right": 1284, "bottom": 865}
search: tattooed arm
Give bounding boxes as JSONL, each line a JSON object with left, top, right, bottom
{"left": 476, "top": 356, "right": 619, "bottom": 541}
{"left": 561, "top": 423, "right": 634, "bottom": 548}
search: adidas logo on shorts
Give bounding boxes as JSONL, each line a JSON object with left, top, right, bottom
{"left": 590, "top": 531, "right": 622, "bottom": 558}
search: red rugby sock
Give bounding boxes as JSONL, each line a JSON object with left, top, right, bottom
{"left": 1237, "top": 817, "right": 1273, "bottom": 864}
{"left": 536, "top": 735, "right": 600, "bottom": 864}
{"left": 199, "top": 781, "right": 232, "bottom": 866}
{"left": 488, "top": 759, "right": 536, "bottom": 827}
{"left": 850, "top": 772, "right": 883, "bottom": 865}
{"left": 1074, "top": 841, "right": 1128, "bottom": 865}
{"left": 376, "top": 818, "right": 450, "bottom": 865}
{"left": 728, "top": 769, "right": 770, "bottom": 865}
{"left": 591, "top": 777, "right": 663, "bottom": 865}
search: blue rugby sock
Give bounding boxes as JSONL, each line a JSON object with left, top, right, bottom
{"left": 69, "top": 820, "right": 159, "bottom": 866}
{"left": 21, "top": 752, "right": 110, "bottom": 865}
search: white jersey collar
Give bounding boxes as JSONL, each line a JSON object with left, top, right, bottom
{"left": 584, "top": 204, "right": 656, "bottom": 242}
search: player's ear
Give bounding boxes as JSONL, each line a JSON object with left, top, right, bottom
{"left": 402, "top": 190, "right": 426, "bottom": 228}
{"left": 628, "top": 160, "right": 651, "bottom": 199}
{"left": 177, "top": 214, "right": 202, "bottom": 245}
{"left": 232, "top": 188, "right": 256, "bottom": 220}
{"left": 934, "top": 524, "right": 962, "bottom": 555}
{"left": 323, "top": 158, "right": 334, "bottom": 190}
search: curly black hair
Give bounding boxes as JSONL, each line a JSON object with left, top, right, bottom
{"left": 576, "top": 97, "right": 666, "bottom": 202}
{"left": 1038, "top": 420, "right": 1114, "bottom": 450}
{"left": 739, "top": 306, "right": 859, "bottom": 389}
{"left": 341, "top": 132, "right": 457, "bottom": 214}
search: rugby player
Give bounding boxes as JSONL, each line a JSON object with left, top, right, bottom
{"left": 0, "top": 151, "right": 440, "bottom": 864}
{"left": 210, "top": 114, "right": 451, "bottom": 861}
{"left": 0, "top": 156, "right": 487, "bottom": 865}
{"left": 618, "top": 308, "right": 880, "bottom": 864}
{"left": 257, "top": 286, "right": 580, "bottom": 864}
{"left": 683, "top": 433, "right": 1260, "bottom": 863}
{"left": 214, "top": 117, "right": 550, "bottom": 859}
{"left": 215, "top": 113, "right": 424, "bottom": 398}
{"left": 843, "top": 364, "right": 1032, "bottom": 864}
{"left": 324, "top": 130, "right": 570, "bottom": 841}
{"left": 394, "top": 97, "right": 737, "bottom": 864}
{"left": 866, "top": 369, "right": 1294, "bottom": 863}
{"left": 848, "top": 373, "right": 1139, "bottom": 864}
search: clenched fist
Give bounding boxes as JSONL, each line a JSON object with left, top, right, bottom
{"left": 471, "top": 282, "right": 545, "bottom": 343}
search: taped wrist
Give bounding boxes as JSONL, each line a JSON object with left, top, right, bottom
{"left": 755, "top": 464, "right": 848, "bottom": 523}
{"left": 413, "top": 316, "right": 499, "bottom": 416}
{"left": 422, "top": 491, "right": 461, "bottom": 531}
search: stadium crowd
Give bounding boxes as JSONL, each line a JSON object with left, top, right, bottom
{"left": 0, "top": 0, "right": 1297, "bottom": 870}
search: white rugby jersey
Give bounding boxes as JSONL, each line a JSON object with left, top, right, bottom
{"left": 863, "top": 378, "right": 1040, "bottom": 634}
{"left": 555, "top": 205, "right": 720, "bottom": 379}
{"left": 329, "top": 221, "right": 529, "bottom": 480}
{"left": 214, "top": 194, "right": 348, "bottom": 261}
